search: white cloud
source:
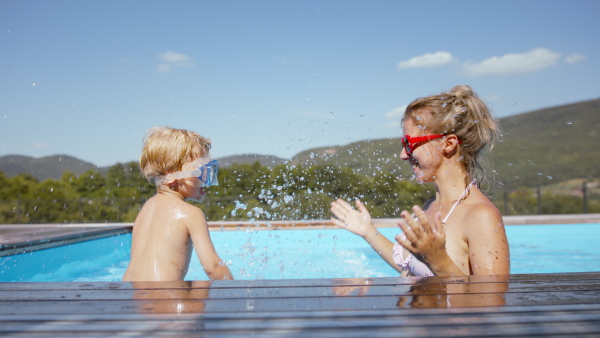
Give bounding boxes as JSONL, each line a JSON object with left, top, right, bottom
{"left": 384, "top": 105, "right": 407, "bottom": 119}
{"left": 156, "top": 51, "right": 194, "bottom": 72}
{"left": 462, "top": 47, "right": 561, "bottom": 77}
{"left": 396, "top": 51, "right": 456, "bottom": 69}
{"left": 565, "top": 53, "right": 587, "bottom": 64}
{"left": 382, "top": 104, "right": 407, "bottom": 129}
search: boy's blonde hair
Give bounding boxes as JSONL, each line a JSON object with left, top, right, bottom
{"left": 140, "top": 126, "right": 211, "bottom": 183}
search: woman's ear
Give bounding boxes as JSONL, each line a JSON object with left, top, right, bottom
{"left": 443, "top": 134, "right": 461, "bottom": 156}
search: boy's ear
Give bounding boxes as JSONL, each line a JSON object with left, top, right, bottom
{"left": 165, "top": 178, "right": 178, "bottom": 187}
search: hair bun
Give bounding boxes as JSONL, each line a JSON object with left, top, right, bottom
{"left": 450, "top": 85, "right": 475, "bottom": 100}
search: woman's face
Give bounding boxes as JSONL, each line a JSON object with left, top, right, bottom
{"left": 400, "top": 116, "right": 444, "bottom": 184}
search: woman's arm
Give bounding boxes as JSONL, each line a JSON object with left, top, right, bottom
{"left": 331, "top": 199, "right": 403, "bottom": 273}
{"left": 464, "top": 205, "right": 510, "bottom": 275}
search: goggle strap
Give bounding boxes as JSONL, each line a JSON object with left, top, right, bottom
{"left": 154, "top": 159, "right": 216, "bottom": 186}
{"left": 161, "top": 169, "right": 201, "bottom": 181}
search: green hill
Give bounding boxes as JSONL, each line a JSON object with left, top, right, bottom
{"left": 493, "top": 98, "right": 600, "bottom": 188}
{"left": 0, "top": 155, "right": 104, "bottom": 181}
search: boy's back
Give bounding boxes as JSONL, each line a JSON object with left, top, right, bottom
{"left": 123, "top": 194, "right": 195, "bottom": 281}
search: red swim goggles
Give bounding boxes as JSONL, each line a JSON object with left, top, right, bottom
{"left": 401, "top": 134, "right": 462, "bottom": 156}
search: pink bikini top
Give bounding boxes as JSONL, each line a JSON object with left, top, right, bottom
{"left": 392, "top": 234, "right": 434, "bottom": 277}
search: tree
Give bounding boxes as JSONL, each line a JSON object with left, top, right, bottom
{"left": 25, "top": 178, "right": 79, "bottom": 223}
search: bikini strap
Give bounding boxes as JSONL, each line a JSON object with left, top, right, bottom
{"left": 441, "top": 179, "right": 476, "bottom": 225}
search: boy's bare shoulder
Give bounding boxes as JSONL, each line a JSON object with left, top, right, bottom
{"left": 179, "top": 201, "right": 206, "bottom": 219}
{"left": 142, "top": 195, "right": 206, "bottom": 223}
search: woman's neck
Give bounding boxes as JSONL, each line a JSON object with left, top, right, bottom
{"left": 433, "top": 165, "right": 470, "bottom": 206}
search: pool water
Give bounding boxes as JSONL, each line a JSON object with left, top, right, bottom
{"left": 1, "top": 224, "right": 599, "bottom": 282}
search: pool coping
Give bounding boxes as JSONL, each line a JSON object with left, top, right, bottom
{"left": 0, "top": 225, "right": 131, "bottom": 257}
{"left": 1, "top": 213, "right": 599, "bottom": 256}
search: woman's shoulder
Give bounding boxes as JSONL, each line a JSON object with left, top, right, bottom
{"left": 460, "top": 197, "right": 504, "bottom": 230}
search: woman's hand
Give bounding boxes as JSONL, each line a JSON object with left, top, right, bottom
{"left": 395, "top": 206, "right": 448, "bottom": 268}
{"left": 330, "top": 199, "right": 374, "bottom": 238}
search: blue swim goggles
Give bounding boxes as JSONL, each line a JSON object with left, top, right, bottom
{"left": 155, "top": 157, "right": 219, "bottom": 187}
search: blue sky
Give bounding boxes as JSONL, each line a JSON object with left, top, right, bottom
{"left": 1, "top": 0, "right": 598, "bottom": 167}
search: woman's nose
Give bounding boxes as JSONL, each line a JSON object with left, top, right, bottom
{"left": 400, "top": 147, "right": 410, "bottom": 161}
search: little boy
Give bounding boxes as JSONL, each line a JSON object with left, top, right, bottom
{"left": 123, "top": 126, "right": 233, "bottom": 281}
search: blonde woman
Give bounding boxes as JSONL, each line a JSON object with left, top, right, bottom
{"left": 331, "top": 85, "right": 509, "bottom": 276}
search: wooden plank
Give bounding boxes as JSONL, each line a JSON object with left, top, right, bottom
{"left": 2, "top": 272, "right": 600, "bottom": 291}
{"left": 0, "top": 305, "right": 599, "bottom": 336}
{"left": 1, "top": 280, "right": 599, "bottom": 302}
{"left": 0, "top": 308, "right": 598, "bottom": 336}
{"left": 0, "top": 271, "right": 594, "bottom": 289}
{"left": 0, "top": 317, "right": 599, "bottom": 337}
{"left": 1, "top": 289, "right": 599, "bottom": 315}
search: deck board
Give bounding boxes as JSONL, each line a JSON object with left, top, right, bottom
{"left": 1, "top": 272, "right": 600, "bottom": 336}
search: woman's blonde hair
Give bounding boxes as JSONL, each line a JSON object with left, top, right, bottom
{"left": 404, "top": 85, "right": 500, "bottom": 186}
{"left": 139, "top": 126, "right": 211, "bottom": 183}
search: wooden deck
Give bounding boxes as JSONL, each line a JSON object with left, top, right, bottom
{"left": 1, "top": 273, "right": 600, "bottom": 336}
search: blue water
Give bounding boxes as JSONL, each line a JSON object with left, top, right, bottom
{"left": 1, "top": 224, "right": 599, "bottom": 282}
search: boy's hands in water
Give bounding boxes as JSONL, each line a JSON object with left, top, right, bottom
{"left": 330, "top": 199, "right": 375, "bottom": 238}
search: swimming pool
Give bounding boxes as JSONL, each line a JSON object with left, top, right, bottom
{"left": 1, "top": 224, "right": 599, "bottom": 282}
